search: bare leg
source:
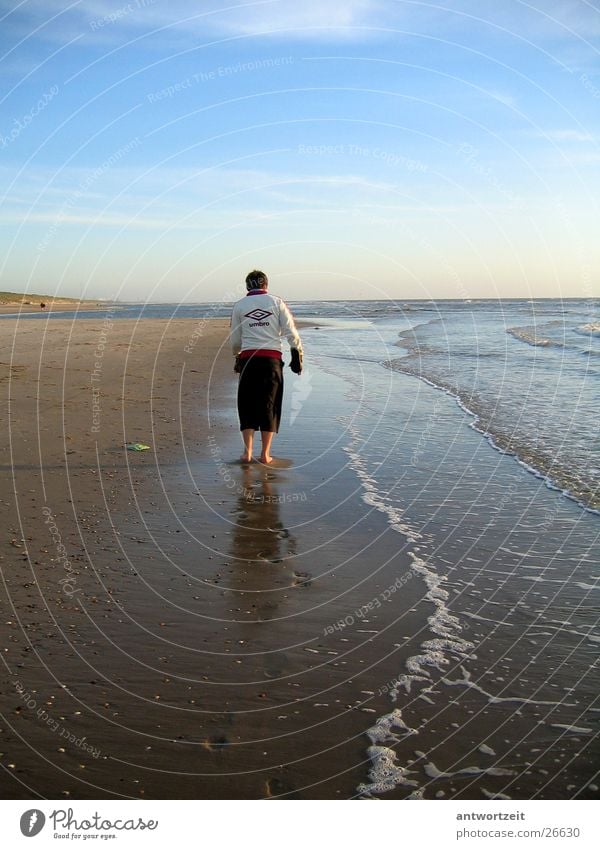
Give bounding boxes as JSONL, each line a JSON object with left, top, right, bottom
{"left": 260, "top": 430, "right": 275, "bottom": 464}
{"left": 241, "top": 429, "right": 254, "bottom": 463}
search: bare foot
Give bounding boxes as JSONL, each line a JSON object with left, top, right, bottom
{"left": 240, "top": 454, "right": 252, "bottom": 464}
{"left": 259, "top": 454, "right": 273, "bottom": 465}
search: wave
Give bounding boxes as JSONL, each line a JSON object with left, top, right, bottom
{"left": 382, "top": 358, "right": 600, "bottom": 514}
{"left": 341, "top": 423, "right": 478, "bottom": 797}
{"left": 507, "top": 322, "right": 600, "bottom": 357}
{"left": 506, "top": 325, "right": 563, "bottom": 348}
{"left": 575, "top": 322, "right": 600, "bottom": 337}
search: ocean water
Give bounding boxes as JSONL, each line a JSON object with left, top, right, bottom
{"left": 289, "top": 298, "right": 599, "bottom": 798}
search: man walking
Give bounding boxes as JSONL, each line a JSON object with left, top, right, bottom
{"left": 230, "top": 270, "right": 303, "bottom": 464}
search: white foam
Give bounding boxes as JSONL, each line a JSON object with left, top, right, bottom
{"left": 358, "top": 550, "right": 476, "bottom": 796}
{"left": 442, "top": 666, "right": 577, "bottom": 707}
{"left": 358, "top": 746, "right": 419, "bottom": 795}
{"left": 551, "top": 724, "right": 593, "bottom": 734}
{"left": 343, "top": 439, "right": 422, "bottom": 543}
{"left": 459, "top": 765, "right": 515, "bottom": 776}
{"left": 507, "top": 325, "right": 558, "bottom": 348}
{"left": 482, "top": 788, "right": 513, "bottom": 800}
{"left": 406, "top": 787, "right": 426, "bottom": 799}
{"left": 411, "top": 556, "right": 474, "bottom": 655}
{"left": 392, "top": 674, "right": 428, "bottom": 696}
{"left": 383, "top": 360, "right": 600, "bottom": 516}
{"left": 462, "top": 611, "right": 514, "bottom": 627}
{"left": 424, "top": 759, "right": 515, "bottom": 779}
{"left": 479, "top": 744, "right": 497, "bottom": 756}
{"left": 365, "top": 708, "right": 417, "bottom": 745}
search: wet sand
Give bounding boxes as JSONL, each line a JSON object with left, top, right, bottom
{"left": 0, "top": 317, "right": 426, "bottom": 799}
{"left": 1, "top": 317, "right": 598, "bottom": 800}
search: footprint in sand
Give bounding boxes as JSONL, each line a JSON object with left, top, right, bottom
{"left": 263, "top": 652, "right": 289, "bottom": 679}
{"left": 293, "top": 571, "right": 312, "bottom": 588}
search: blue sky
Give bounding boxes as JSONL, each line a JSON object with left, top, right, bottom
{"left": 1, "top": 0, "right": 599, "bottom": 302}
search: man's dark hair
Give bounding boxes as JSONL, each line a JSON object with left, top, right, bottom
{"left": 245, "top": 269, "right": 268, "bottom": 290}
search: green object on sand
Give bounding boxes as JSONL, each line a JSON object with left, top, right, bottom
{"left": 126, "top": 442, "right": 151, "bottom": 451}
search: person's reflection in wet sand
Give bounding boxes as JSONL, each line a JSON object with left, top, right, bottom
{"left": 228, "top": 466, "right": 298, "bottom": 621}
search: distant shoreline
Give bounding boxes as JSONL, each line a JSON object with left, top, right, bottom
{"left": 0, "top": 301, "right": 108, "bottom": 314}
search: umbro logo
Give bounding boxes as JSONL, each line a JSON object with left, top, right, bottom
{"left": 244, "top": 308, "right": 272, "bottom": 321}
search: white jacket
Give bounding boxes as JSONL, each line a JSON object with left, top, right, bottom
{"left": 230, "top": 291, "right": 302, "bottom": 356}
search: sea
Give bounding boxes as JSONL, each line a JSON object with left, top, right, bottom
{"left": 5, "top": 297, "right": 597, "bottom": 512}
{"left": 4, "top": 297, "right": 599, "bottom": 798}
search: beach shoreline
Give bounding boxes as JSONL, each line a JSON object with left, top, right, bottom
{"left": 0, "top": 301, "right": 109, "bottom": 315}
{"left": 1, "top": 316, "right": 598, "bottom": 800}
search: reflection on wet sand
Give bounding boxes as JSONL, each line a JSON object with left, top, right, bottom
{"left": 228, "top": 466, "right": 298, "bottom": 621}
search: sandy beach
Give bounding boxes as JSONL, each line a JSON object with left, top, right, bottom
{"left": 1, "top": 314, "right": 598, "bottom": 800}
{"left": 0, "top": 300, "right": 107, "bottom": 315}
{"left": 0, "top": 316, "right": 419, "bottom": 799}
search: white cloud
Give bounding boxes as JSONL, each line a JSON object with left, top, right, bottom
{"left": 0, "top": 0, "right": 385, "bottom": 44}
{"left": 529, "top": 128, "right": 596, "bottom": 142}
{"left": 544, "top": 129, "right": 596, "bottom": 142}
{"left": 210, "top": 0, "right": 382, "bottom": 37}
{"left": 4, "top": 0, "right": 600, "bottom": 48}
{"left": 483, "top": 89, "right": 518, "bottom": 108}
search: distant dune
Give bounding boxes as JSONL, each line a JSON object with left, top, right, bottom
{"left": 0, "top": 291, "right": 104, "bottom": 310}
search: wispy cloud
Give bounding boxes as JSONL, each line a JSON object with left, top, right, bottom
{"left": 483, "top": 89, "right": 518, "bottom": 108}
{"left": 0, "top": 160, "right": 413, "bottom": 229}
{"left": 0, "top": 0, "right": 386, "bottom": 46}
{"left": 208, "top": 0, "right": 383, "bottom": 37}
{"left": 530, "top": 129, "right": 596, "bottom": 142}
{"left": 2, "top": 0, "right": 600, "bottom": 55}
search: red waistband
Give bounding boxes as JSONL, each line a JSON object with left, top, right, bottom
{"left": 239, "top": 349, "right": 282, "bottom": 360}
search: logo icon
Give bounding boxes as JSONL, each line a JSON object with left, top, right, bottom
{"left": 244, "top": 308, "right": 272, "bottom": 321}
{"left": 20, "top": 810, "right": 45, "bottom": 837}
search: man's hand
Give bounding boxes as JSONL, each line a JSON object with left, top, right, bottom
{"left": 290, "top": 349, "right": 303, "bottom": 374}
{"left": 234, "top": 355, "right": 242, "bottom": 373}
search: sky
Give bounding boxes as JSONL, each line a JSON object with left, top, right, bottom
{"left": 0, "top": 0, "right": 599, "bottom": 303}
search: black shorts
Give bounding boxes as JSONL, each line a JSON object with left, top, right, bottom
{"left": 237, "top": 356, "right": 284, "bottom": 432}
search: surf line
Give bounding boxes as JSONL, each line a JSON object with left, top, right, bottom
{"left": 441, "top": 665, "right": 578, "bottom": 707}
{"left": 340, "top": 422, "right": 478, "bottom": 797}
